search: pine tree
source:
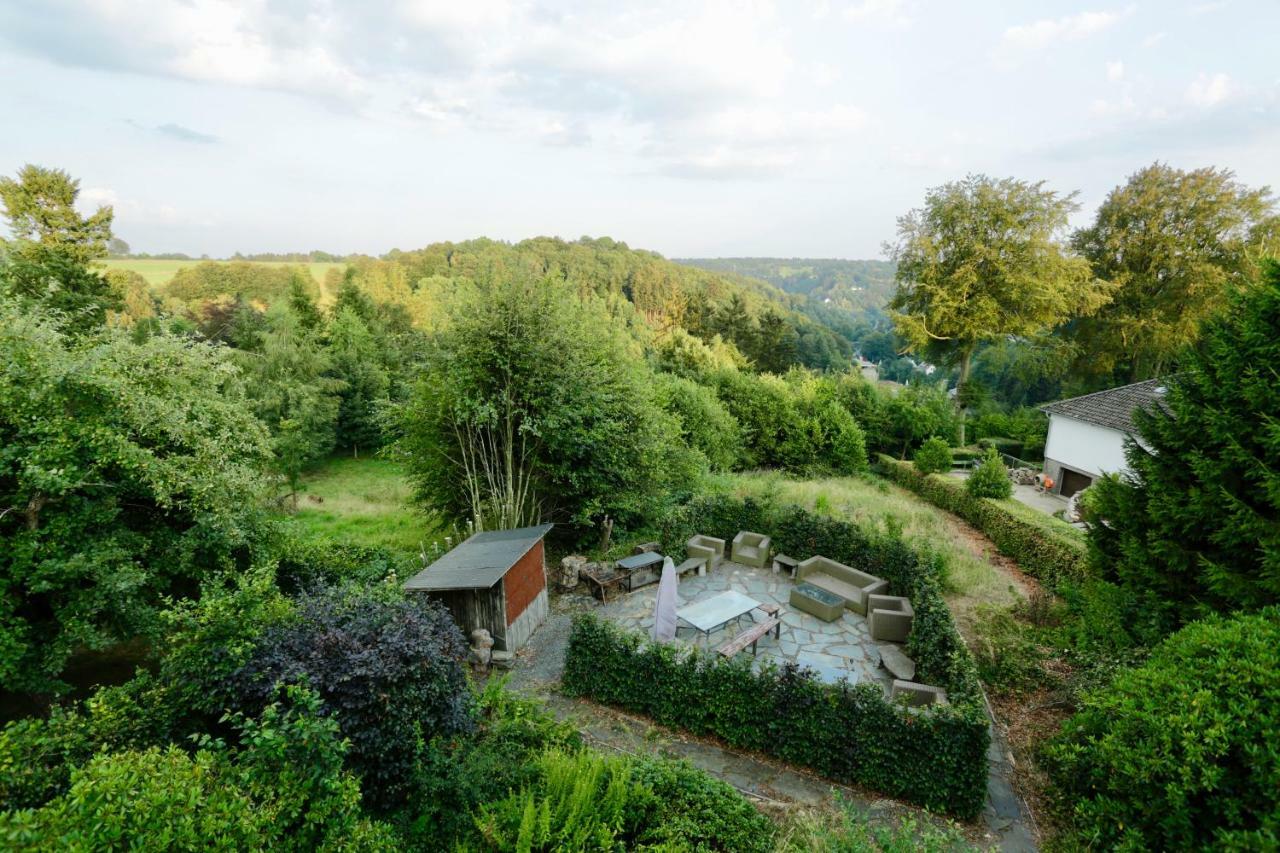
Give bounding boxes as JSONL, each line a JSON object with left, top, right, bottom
{"left": 1088, "top": 260, "right": 1280, "bottom": 624}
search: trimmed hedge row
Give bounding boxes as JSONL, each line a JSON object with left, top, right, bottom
{"left": 877, "top": 454, "right": 1087, "bottom": 586}
{"left": 563, "top": 494, "right": 990, "bottom": 818}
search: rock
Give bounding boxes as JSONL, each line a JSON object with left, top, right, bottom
{"left": 633, "top": 541, "right": 661, "bottom": 554}
{"left": 559, "top": 555, "right": 587, "bottom": 590}
{"left": 470, "top": 628, "right": 494, "bottom": 671}
{"left": 1009, "top": 467, "right": 1038, "bottom": 486}
{"left": 490, "top": 650, "right": 515, "bottom": 670}
{"left": 1065, "top": 486, "right": 1090, "bottom": 523}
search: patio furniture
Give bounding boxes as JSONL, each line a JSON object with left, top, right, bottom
{"left": 789, "top": 582, "right": 845, "bottom": 622}
{"left": 717, "top": 617, "right": 781, "bottom": 658}
{"left": 633, "top": 541, "right": 661, "bottom": 554}
{"left": 580, "top": 563, "right": 629, "bottom": 602}
{"left": 617, "top": 551, "right": 664, "bottom": 589}
{"left": 867, "top": 594, "right": 915, "bottom": 643}
{"left": 676, "top": 590, "right": 761, "bottom": 643}
{"left": 772, "top": 553, "right": 799, "bottom": 577}
{"left": 795, "top": 556, "right": 888, "bottom": 615}
{"left": 877, "top": 644, "right": 916, "bottom": 681}
{"left": 757, "top": 602, "right": 781, "bottom": 618}
{"left": 731, "top": 531, "right": 772, "bottom": 569}
{"left": 890, "top": 679, "right": 948, "bottom": 707}
{"left": 686, "top": 534, "right": 726, "bottom": 572}
{"left": 675, "top": 556, "right": 706, "bottom": 578}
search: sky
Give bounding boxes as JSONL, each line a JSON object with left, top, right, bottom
{"left": 1, "top": 0, "right": 1277, "bottom": 259}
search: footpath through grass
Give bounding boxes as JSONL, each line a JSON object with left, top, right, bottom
{"left": 282, "top": 455, "right": 441, "bottom": 553}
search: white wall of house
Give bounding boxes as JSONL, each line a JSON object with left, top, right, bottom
{"left": 1043, "top": 414, "right": 1130, "bottom": 479}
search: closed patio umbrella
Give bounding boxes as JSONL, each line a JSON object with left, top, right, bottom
{"left": 651, "top": 556, "right": 678, "bottom": 642}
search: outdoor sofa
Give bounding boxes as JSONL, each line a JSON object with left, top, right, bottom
{"left": 867, "top": 594, "right": 914, "bottom": 643}
{"left": 731, "top": 531, "right": 771, "bottom": 569}
{"left": 686, "top": 534, "right": 726, "bottom": 572}
{"left": 795, "top": 556, "right": 888, "bottom": 615}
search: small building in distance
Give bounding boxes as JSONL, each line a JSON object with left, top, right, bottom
{"left": 403, "top": 523, "right": 553, "bottom": 652}
{"left": 1040, "top": 379, "right": 1166, "bottom": 497}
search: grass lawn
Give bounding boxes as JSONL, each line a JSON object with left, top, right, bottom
{"left": 282, "top": 455, "right": 442, "bottom": 554}
{"left": 98, "top": 259, "right": 347, "bottom": 304}
{"left": 716, "top": 472, "right": 1027, "bottom": 627}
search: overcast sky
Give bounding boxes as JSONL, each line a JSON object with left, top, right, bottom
{"left": 1, "top": 0, "right": 1276, "bottom": 259}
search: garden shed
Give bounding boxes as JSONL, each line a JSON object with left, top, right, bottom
{"left": 403, "top": 523, "right": 553, "bottom": 652}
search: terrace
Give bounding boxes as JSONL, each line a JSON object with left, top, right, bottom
{"left": 597, "top": 558, "right": 893, "bottom": 690}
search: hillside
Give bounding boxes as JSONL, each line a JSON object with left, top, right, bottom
{"left": 675, "top": 257, "right": 897, "bottom": 315}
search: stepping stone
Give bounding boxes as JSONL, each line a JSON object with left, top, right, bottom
{"left": 877, "top": 644, "right": 915, "bottom": 681}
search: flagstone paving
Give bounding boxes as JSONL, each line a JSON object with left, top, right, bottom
{"left": 597, "top": 561, "right": 893, "bottom": 691}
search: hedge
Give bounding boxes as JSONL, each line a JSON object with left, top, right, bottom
{"left": 877, "top": 454, "right": 1087, "bottom": 586}
{"left": 563, "top": 495, "right": 989, "bottom": 818}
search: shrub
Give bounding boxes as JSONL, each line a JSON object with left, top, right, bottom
{"left": 1042, "top": 609, "right": 1280, "bottom": 850}
{"left": 966, "top": 448, "right": 1011, "bottom": 499}
{"left": 654, "top": 372, "right": 743, "bottom": 472}
{"left": 629, "top": 755, "right": 774, "bottom": 852}
{"left": 223, "top": 583, "right": 473, "bottom": 811}
{"left": 877, "top": 455, "right": 1086, "bottom": 585}
{"left": 913, "top": 436, "right": 953, "bottom": 474}
{"left": 564, "top": 615, "right": 988, "bottom": 818}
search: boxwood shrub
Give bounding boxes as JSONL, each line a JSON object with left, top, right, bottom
{"left": 877, "top": 454, "right": 1086, "bottom": 585}
{"left": 563, "top": 494, "right": 990, "bottom": 818}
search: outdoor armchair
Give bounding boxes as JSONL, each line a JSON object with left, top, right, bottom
{"left": 867, "top": 594, "right": 914, "bottom": 643}
{"left": 731, "top": 531, "right": 771, "bottom": 569}
{"left": 686, "top": 534, "right": 726, "bottom": 572}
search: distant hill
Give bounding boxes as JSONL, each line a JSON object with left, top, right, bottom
{"left": 674, "top": 258, "right": 897, "bottom": 315}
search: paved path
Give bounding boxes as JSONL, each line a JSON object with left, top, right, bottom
{"left": 505, "top": 586, "right": 1039, "bottom": 851}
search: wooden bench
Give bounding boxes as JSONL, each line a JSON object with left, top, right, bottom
{"left": 757, "top": 602, "right": 780, "bottom": 618}
{"left": 676, "top": 557, "right": 706, "bottom": 577}
{"left": 716, "top": 617, "right": 781, "bottom": 658}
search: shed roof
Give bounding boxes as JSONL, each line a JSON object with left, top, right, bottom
{"left": 403, "top": 523, "right": 553, "bottom": 592}
{"left": 1040, "top": 379, "right": 1166, "bottom": 434}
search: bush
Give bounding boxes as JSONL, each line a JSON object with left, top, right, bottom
{"left": 629, "top": 755, "right": 774, "bottom": 852}
{"left": 1042, "top": 609, "right": 1280, "bottom": 850}
{"left": 966, "top": 448, "right": 1011, "bottom": 499}
{"left": 878, "top": 455, "right": 1086, "bottom": 585}
{"left": 913, "top": 436, "right": 953, "bottom": 474}
{"left": 223, "top": 583, "right": 473, "bottom": 811}
{"left": 564, "top": 615, "right": 987, "bottom": 818}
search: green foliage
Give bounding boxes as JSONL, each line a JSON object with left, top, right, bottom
{"left": 654, "top": 372, "right": 743, "bottom": 471}
{"left": 627, "top": 755, "right": 774, "bottom": 852}
{"left": 888, "top": 174, "right": 1109, "bottom": 387}
{"left": 777, "top": 798, "right": 975, "bottom": 852}
{"left": 965, "top": 448, "right": 1012, "bottom": 499}
{"left": 396, "top": 270, "right": 696, "bottom": 531}
{"left": 0, "top": 686, "right": 395, "bottom": 852}
{"left": 1072, "top": 163, "right": 1277, "bottom": 382}
{"left": 877, "top": 455, "right": 1086, "bottom": 585}
{"left": 0, "top": 301, "right": 273, "bottom": 692}
{"left": 1087, "top": 261, "right": 1280, "bottom": 625}
{"left": 913, "top": 436, "right": 953, "bottom": 474}
{"left": 0, "top": 165, "right": 118, "bottom": 331}
{"left": 166, "top": 260, "right": 317, "bottom": 305}
{"left": 1042, "top": 609, "right": 1280, "bottom": 851}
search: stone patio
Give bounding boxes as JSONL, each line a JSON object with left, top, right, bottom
{"left": 598, "top": 560, "right": 892, "bottom": 690}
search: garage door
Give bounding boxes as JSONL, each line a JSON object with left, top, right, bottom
{"left": 1059, "top": 468, "right": 1093, "bottom": 498}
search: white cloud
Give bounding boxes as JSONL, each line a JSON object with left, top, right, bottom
{"left": 1141, "top": 31, "right": 1167, "bottom": 48}
{"left": 1189, "top": 0, "right": 1229, "bottom": 15}
{"left": 1000, "top": 7, "right": 1132, "bottom": 52}
{"left": 1106, "top": 60, "right": 1125, "bottom": 81}
{"left": 78, "top": 187, "right": 214, "bottom": 227}
{"left": 843, "top": 0, "right": 913, "bottom": 27}
{"left": 1186, "top": 71, "right": 1235, "bottom": 107}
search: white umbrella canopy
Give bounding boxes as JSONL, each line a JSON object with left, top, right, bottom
{"left": 651, "top": 556, "right": 678, "bottom": 642}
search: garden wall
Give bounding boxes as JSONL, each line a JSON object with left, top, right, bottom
{"left": 877, "top": 455, "right": 1088, "bottom": 586}
{"left": 562, "top": 495, "right": 990, "bottom": 818}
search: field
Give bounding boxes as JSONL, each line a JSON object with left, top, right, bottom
{"left": 99, "top": 258, "right": 347, "bottom": 303}
{"left": 281, "top": 455, "right": 442, "bottom": 553}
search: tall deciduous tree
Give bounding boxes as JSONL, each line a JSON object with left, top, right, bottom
{"left": 0, "top": 165, "right": 118, "bottom": 329}
{"left": 1087, "top": 260, "right": 1280, "bottom": 626}
{"left": 1071, "top": 163, "right": 1278, "bottom": 381}
{"left": 888, "top": 174, "right": 1108, "bottom": 390}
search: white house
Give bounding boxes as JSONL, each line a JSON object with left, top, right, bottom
{"left": 1039, "top": 379, "right": 1166, "bottom": 497}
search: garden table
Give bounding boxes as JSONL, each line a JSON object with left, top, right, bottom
{"left": 676, "top": 590, "right": 761, "bottom": 643}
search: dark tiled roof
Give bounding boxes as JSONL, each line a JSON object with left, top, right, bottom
{"left": 403, "top": 523, "right": 553, "bottom": 592}
{"left": 1040, "top": 379, "right": 1167, "bottom": 434}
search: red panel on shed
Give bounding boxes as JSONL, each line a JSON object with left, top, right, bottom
{"left": 503, "top": 541, "right": 546, "bottom": 625}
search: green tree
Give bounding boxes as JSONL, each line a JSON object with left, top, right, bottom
{"left": 966, "top": 448, "right": 1011, "bottom": 499}
{"left": 1072, "top": 163, "right": 1278, "bottom": 381}
{"left": 396, "top": 272, "right": 695, "bottom": 531}
{"left": 1086, "top": 260, "right": 1280, "bottom": 623}
{"left": 888, "top": 175, "right": 1110, "bottom": 440}
{"left": 913, "top": 436, "right": 952, "bottom": 474}
{"left": 0, "top": 300, "right": 272, "bottom": 692}
{"left": 0, "top": 165, "right": 118, "bottom": 329}
{"left": 327, "top": 307, "right": 390, "bottom": 457}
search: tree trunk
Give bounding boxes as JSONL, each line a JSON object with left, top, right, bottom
{"left": 956, "top": 346, "right": 974, "bottom": 447}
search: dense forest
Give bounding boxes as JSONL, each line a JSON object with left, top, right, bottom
{"left": 2, "top": 158, "right": 1279, "bottom": 850}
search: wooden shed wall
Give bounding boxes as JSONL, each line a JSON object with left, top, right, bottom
{"left": 503, "top": 541, "right": 546, "bottom": 625}
{"left": 433, "top": 586, "right": 507, "bottom": 649}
